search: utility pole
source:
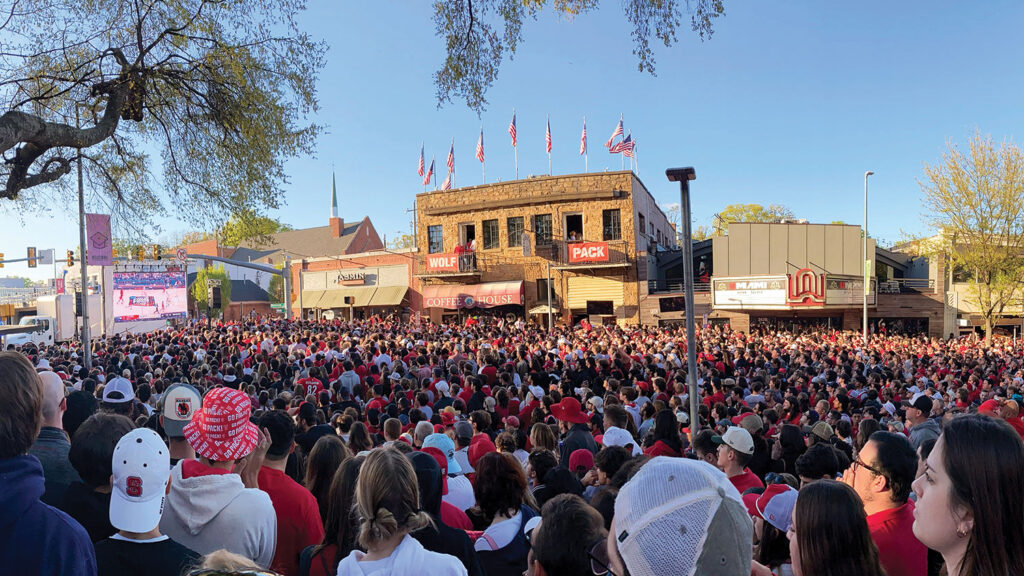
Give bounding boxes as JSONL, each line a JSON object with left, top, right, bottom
{"left": 76, "top": 107, "right": 91, "bottom": 371}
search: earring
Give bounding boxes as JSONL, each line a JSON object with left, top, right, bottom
{"left": 956, "top": 527, "right": 969, "bottom": 538}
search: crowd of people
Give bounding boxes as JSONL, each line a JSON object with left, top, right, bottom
{"left": 4, "top": 315, "right": 1024, "bottom": 576}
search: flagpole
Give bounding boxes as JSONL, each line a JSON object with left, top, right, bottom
{"left": 513, "top": 108, "right": 518, "bottom": 180}
{"left": 481, "top": 127, "right": 485, "bottom": 185}
{"left": 547, "top": 115, "right": 551, "bottom": 176}
{"left": 452, "top": 138, "right": 455, "bottom": 188}
{"left": 584, "top": 116, "right": 588, "bottom": 173}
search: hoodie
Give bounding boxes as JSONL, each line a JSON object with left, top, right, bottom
{"left": 336, "top": 534, "right": 466, "bottom": 576}
{"left": 159, "top": 460, "right": 277, "bottom": 568}
{"left": 0, "top": 455, "right": 97, "bottom": 576}
{"left": 407, "top": 452, "right": 484, "bottom": 576}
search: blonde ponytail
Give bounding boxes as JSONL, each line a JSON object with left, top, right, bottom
{"left": 355, "top": 448, "right": 436, "bottom": 550}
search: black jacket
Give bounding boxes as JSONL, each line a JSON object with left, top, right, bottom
{"left": 558, "top": 423, "right": 598, "bottom": 467}
{"left": 407, "top": 452, "right": 484, "bottom": 576}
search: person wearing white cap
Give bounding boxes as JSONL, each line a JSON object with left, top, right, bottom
{"left": 29, "top": 371, "right": 83, "bottom": 506}
{"left": 606, "top": 457, "right": 753, "bottom": 576}
{"left": 712, "top": 426, "right": 765, "bottom": 495}
{"left": 157, "top": 383, "right": 202, "bottom": 466}
{"left": 93, "top": 428, "right": 200, "bottom": 576}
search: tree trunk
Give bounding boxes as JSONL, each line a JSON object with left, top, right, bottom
{"left": 984, "top": 317, "right": 993, "bottom": 345}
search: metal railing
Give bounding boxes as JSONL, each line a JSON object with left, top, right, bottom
{"left": 647, "top": 279, "right": 711, "bottom": 294}
{"left": 0, "top": 286, "right": 58, "bottom": 305}
{"left": 416, "top": 252, "right": 483, "bottom": 276}
{"left": 539, "top": 239, "right": 630, "bottom": 267}
{"left": 877, "top": 278, "right": 936, "bottom": 294}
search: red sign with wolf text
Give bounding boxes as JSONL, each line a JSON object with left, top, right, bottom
{"left": 426, "top": 253, "right": 459, "bottom": 272}
{"left": 568, "top": 242, "right": 609, "bottom": 263}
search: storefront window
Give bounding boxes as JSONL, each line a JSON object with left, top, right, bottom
{"left": 482, "top": 219, "right": 499, "bottom": 249}
{"left": 603, "top": 209, "right": 621, "bottom": 240}
{"left": 428, "top": 225, "right": 444, "bottom": 253}
{"left": 535, "top": 214, "right": 552, "bottom": 246}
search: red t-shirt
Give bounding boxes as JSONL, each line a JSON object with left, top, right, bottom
{"left": 297, "top": 377, "right": 324, "bottom": 397}
{"left": 257, "top": 466, "right": 325, "bottom": 576}
{"left": 643, "top": 440, "right": 682, "bottom": 458}
{"left": 866, "top": 501, "right": 927, "bottom": 576}
{"left": 728, "top": 468, "right": 764, "bottom": 494}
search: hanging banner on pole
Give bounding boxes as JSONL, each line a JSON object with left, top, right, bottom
{"left": 85, "top": 213, "right": 114, "bottom": 266}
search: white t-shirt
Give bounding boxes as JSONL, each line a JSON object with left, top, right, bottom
{"left": 474, "top": 512, "right": 522, "bottom": 551}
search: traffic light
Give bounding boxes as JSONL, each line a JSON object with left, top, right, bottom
{"left": 66, "top": 250, "right": 74, "bottom": 267}
{"left": 135, "top": 246, "right": 145, "bottom": 261}
{"left": 27, "top": 246, "right": 37, "bottom": 268}
{"left": 208, "top": 286, "right": 222, "bottom": 309}
{"left": 74, "top": 291, "right": 83, "bottom": 316}
{"left": 151, "top": 244, "right": 161, "bottom": 260}
{"left": 0, "top": 253, "right": 4, "bottom": 268}
{"left": 112, "top": 247, "right": 118, "bottom": 259}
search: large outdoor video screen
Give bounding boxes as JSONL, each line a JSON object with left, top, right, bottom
{"left": 112, "top": 271, "right": 188, "bottom": 322}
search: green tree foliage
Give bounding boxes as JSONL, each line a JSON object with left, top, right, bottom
{"left": 267, "top": 263, "right": 285, "bottom": 304}
{"left": 218, "top": 210, "right": 292, "bottom": 247}
{"left": 0, "top": 0, "right": 325, "bottom": 230}
{"left": 191, "top": 265, "right": 231, "bottom": 312}
{"left": 388, "top": 233, "right": 416, "bottom": 250}
{"left": 921, "top": 131, "right": 1024, "bottom": 342}
{"left": 713, "top": 203, "right": 796, "bottom": 234}
{"left": 433, "top": 0, "right": 725, "bottom": 111}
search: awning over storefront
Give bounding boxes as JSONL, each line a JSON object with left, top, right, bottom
{"left": 528, "top": 304, "right": 560, "bottom": 315}
{"left": 319, "top": 286, "right": 377, "bottom": 308}
{"left": 369, "top": 286, "right": 409, "bottom": 307}
{"left": 301, "top": 290, "right": 325, "bottom": 308}
{"left": 422, "top": 281, "right": 524, "bottom": 309}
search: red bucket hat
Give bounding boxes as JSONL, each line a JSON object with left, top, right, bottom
{"left": 550, "top": 397, "right": 589, "bottom": 424}
{"left": 183, "top": 387, "right": 259, "bottom": 461}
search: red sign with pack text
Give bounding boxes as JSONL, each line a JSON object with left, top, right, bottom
{"left": 568, "top": 242, "right": 609, "bottom": 263}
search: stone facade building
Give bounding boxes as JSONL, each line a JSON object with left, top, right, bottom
{"left": 415, "top": 171, "right": 675, "bottom": 326}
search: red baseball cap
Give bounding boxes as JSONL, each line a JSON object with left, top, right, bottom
{"left": 183, "top": 387, "right": 259, "bottom": 461}
{"left": 568, "top": 448, "right": 594, "bottom": 472}
{"left": 979, "top": 399, "right": 1001, "bottom": 415}
{"left": 441, "top": 411, "right": 456, "bottom": 427}
{"left": 421, "top": 446, "right": 448, "bottom": 495}
{"left": 550, "top": 397, "right": 589, "bottom": 424}
{"left": 502, "top": 415, "right": 520, "bottom": 428}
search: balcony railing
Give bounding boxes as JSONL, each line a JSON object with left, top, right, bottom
{"left": 415, "top": 252, "right": 483, "bottom": 277}
{"left": 647, "top": 279, "right": 711, "bottom": 294}
{"left": 878, "top": 278, "right": 936, "bottom": 294}
{"left": 540, "top": 239, "right": 630, "bottom": 267}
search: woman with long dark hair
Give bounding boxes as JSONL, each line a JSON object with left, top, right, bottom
{"left": 912, "top": 414, "right": 1024, "bottom": 576}
{"left": 304, "top": 435, "right": 351, "bottom": 523}
{"left": 770, "top": 424, "right": 806, "bottom": 476}
{"left": 303, "top": 456, "right": 365, "bottom": 576}
{"left": 787, "top": 480, "right": 885, "bottom": 576}
{"left": 347, "top": 421, "right": 373, "bottom": 454}
{"left": 643, "top": 410, "right": 683, "bottom": 457}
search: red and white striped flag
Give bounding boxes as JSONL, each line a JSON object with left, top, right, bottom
{"left": 418, "top": 143, "right": 425, "bottom": 177}
{"left": 580, "top": 118, "right": 587, "bottom": 156}
{"left": 422, "top": 157, "right": 434, "bottom": 186}
{"left": 446, "top": 140, "right": 455, "bottom": 173}
{"left": 623, "top": 133, "right": 636, "bottom": 158}
{"left": 605, "top": 116, "right": 623, "bottom": 148}
{"left": 476, "top": 130, "right": 484, "bottom": 163}
{"left": 545, "top": 118, "right": 552, "bottom": 154}
{"left": 509, "top": 111, "right": 517, "bottom": 147}
{"left": 441, "top": 172, "right": 452, "bottom": 190}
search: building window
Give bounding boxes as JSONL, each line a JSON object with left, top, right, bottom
{"left": 638, "top": 213, "right": 646, "bottom": 237}
{"left": 482, "top": 219, "right": 499, "bottom": 249}
{"left": 603, "top": 209, "right": 622, "bottom": 241}
{"left": 428, "top": 225, "right": 444, "bottom": 254}
{"left": 535, "top": 214, "right": 553, "bottom": 246}
{"left": 507, "top": 217, "right": 524, "bottom": 247}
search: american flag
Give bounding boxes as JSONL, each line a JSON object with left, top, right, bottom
{"left": 422, "top": 157, "right": 434, "bottom": 186}
{"left": 441, "top": 172, "right": 452, "bottom": 190}
{"left": 509, "top": 111, "right": 517, "bottom": 147}
{"left": 610, "top": 132, "right": 634, "bottom": 155}
{"left": 476, "top": 130, "right": 484, "bottom": 163}
{"left": 580, "top": 118, "right": 587, "bottom": 156}
{"left": 446, "top": 141, "right": 455, "bottom": 172}
{"left": 545, "top": 118, "right": 552, "bottom": 154}
{"left": 418, "top": 144, "right": 425, "bottom": 177}
{"left": 605, "top": 116, "right": 623, "bottom": 148}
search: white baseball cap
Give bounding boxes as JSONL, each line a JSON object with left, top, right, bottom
{"left": 110, "top": 428, "right": 170, "bottom": 533}
{"left": 103, "top": 377, "right": 135, "bottom": 404}
{"left": 160, "top": 383, "right": 202, "bottom": 438}
{"left": 601, "top": 426, "right": 641, "bottom": 456}
{"left": 613, "top": 457, "right": 752, "bottom": 576}
{"left": 712, "top": 426, "right": 755, "bottom": 455}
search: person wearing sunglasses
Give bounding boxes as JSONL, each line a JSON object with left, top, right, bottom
{"left": 524, "top": 493, "right": 607, "bottom": 576}
{"left": 840, "top": 431, "right": 926, "bottom": 576}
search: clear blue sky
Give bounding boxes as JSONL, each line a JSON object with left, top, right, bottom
{"left": 6, "top": 0, "right": 1024, "bottom": 281}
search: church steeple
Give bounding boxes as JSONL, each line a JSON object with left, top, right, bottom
{"left": 330, "top": 171, "right": 338, "bottom": 218}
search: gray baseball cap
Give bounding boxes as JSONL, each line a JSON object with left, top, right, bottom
{"left": 159, "top": 383, "right": 202, "bottom": 438}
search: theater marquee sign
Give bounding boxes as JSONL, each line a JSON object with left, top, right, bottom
{"left": 713, "top": 269, "right": 876, "bottom": 310}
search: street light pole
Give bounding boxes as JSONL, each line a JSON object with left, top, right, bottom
{"left": 666, "top": 167, "right": 699, "bottom": 440}
{"left": 76, "top": 107, "right": 91, "bottom": 371}
{"left": 863, "top": 171, "right": 874, "bottom": 345}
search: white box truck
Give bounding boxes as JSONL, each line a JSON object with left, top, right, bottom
{"left": 5, "top": 294, "right": 102, "bottom": 347}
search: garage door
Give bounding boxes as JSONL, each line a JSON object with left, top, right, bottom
{"left": 567, "top": 276, "right": 624, "bottom": 309}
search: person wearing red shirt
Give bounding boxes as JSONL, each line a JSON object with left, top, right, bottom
{"left": 712, "top": 426, "right": 764, "bottom": 494}
{"left": 257, "top": 411, "right": 325, "bottom": 576}
{"left": 841, "top": 431, "right": 926, "bottom": 576}
{"left": 998, "top": 400, "right": 1024, "bottom": 439}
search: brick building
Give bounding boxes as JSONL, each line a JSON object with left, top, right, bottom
{"left": 292, "top": 248, "right": 417, "bottom": 320}
{"left": 415, "top": 171, "right": 675, "bottom": 326}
